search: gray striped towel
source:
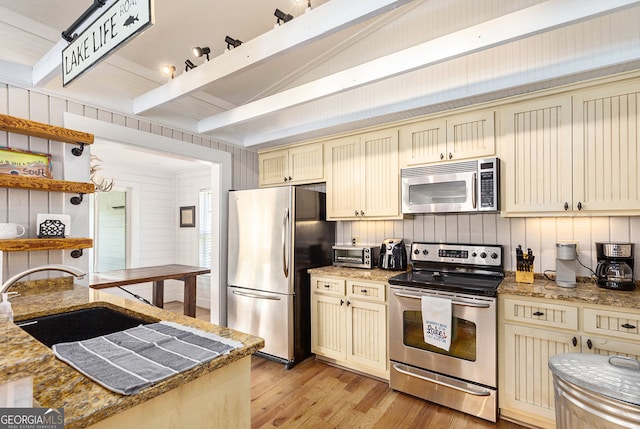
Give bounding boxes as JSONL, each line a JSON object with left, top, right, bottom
{"left": 52, "top": 321, "right": 243, "bottom": 395}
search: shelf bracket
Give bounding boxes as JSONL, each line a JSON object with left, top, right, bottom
{"left": 70, "top": 249, "right": 83, "bottom": 259}
{"left": 70, "top": 193, "right": 84, "bottom": 205}
{"left": 71, "top": 142, "right": 86, "bottom": 157}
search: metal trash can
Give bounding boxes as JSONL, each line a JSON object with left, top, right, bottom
{"left": 549, "top": 353, "right": 640, "bottom": 429}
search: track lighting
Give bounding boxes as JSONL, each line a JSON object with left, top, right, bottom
{"left": 185, "top": 59, "right": 197, "bottom": 71}
{"left": 192, "top": 46, "right": 210, "bottom": 61}
{"left": 225, "top": 36, "right": 242, "bottom": 50}
{"left": 162, "top": 64, "right": 176, "bottom": 79}
{"left": 274, "top": 9, "right": 293, "bottom": 24}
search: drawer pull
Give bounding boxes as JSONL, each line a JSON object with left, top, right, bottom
{"left": 572, "top": 337, "right": 577, "bottom": 347}
{"left": 533, "top": 311, "right": 544, "bottom": 317}
{"left": 324, "top": 284, "right": 330, "bottom": 288}
{"left": 361, "top": 289, "right": 368, "bottom": 294}
{"left": 621, "top": 323, "right": 637, "bottom": 330}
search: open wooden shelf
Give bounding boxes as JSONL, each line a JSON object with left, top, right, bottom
{"left": 0, "top": 113, "right": 94, "bottom": 145}
{"left": 0, "top": 237, "right": 93, "bottom": 252}
{"left": 0, "top": 174, "right": 94, "bottom": 194}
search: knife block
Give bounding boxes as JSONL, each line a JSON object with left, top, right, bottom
{"left": 516, "top": 266, "right": 534, "bottom": 284}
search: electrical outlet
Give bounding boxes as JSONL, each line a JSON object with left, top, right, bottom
{"left": 352, "top": 237, "right": 359, "bottom": 246}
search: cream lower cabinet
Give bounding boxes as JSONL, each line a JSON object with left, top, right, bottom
{"left": 499, "top": 296, "right": 640, "bottom": 428}
{"left": 310, "top": 275, "right": 388, "bottom": 379}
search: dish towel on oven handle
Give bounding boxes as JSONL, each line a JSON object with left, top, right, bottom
{"left": 421, "top": 296, "right": 452, "bottom": 351}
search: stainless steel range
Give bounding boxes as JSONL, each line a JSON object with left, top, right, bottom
{"left": 388, "top": 242, "right": 504, "bottom": 422}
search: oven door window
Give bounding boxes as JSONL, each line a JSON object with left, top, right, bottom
{"left": 402, "top": 310, "right": 476, "bottom": 361}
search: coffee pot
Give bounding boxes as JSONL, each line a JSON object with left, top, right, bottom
{"left": 595, "top": 242, "right": 635, "bottom": 291}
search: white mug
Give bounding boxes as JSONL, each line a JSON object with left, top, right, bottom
{"left": 0, "top": 223, "right": 26, "bottom": 239}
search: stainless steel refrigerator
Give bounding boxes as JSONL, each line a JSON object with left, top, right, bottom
{"left": 227, "top": 186, "right": 334, "bottom": 368}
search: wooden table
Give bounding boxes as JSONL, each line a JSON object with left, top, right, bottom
{"left": 89, "top": 264, "right": 210, "bottom": 317}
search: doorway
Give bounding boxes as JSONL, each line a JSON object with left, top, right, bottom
{"left": 94, "top": 190, "right": 129, "bottom": 273}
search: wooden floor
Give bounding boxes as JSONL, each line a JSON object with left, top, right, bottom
{"left": 164, "top": 302, "right": 527, "bottom": 429}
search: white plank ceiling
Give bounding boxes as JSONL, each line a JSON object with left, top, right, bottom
{"left": 1, "top": 0, "right": 640, "bottom": 149}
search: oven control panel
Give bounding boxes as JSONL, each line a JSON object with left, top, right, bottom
{"left": 410, "top": 242, "right": 502, "bottom": 267}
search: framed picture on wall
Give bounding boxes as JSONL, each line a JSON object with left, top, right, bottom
{"left": 180, "top": 206, "right": 196, "bottom": 227}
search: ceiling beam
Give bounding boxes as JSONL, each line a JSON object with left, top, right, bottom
{"left": 197, "top": 0, "right": 640, "bottom": 135}
{"left": 131, "top": 0, "right": 413, "bottom": 115}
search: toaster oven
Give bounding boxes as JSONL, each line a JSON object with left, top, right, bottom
{"left": 332, "top": 246, "right": 379, "bottom": 269}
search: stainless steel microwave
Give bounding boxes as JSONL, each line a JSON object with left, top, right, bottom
{"left": 401, "top": 157, "right": 500, "bottom": 214}
{"left": 332, "top": 246, "right": 379, "bottom": 269}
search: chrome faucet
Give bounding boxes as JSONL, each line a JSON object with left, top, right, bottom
{"left": 1, "top": 264, "right": 86, "bottom": 294}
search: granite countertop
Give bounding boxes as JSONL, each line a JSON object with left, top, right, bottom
{"left": 1, "top": 282, "right": 264, "bottom": 429}
{"left": 499, "top": 274, "right": 640, "bottom": 310}
{"left": 309, "top": 265, "right": 640, "bottom": 311}
{"left": 307, "top": 265, "right": 408, "bottom": 282}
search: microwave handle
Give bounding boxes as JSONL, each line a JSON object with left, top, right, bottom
{"left": 472, "top": 172, "right": 477, "bottom": 209}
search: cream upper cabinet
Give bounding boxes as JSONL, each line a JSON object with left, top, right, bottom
{"left": 258, "top": 143, "right": 323, "bottom": 187}
{"left": 400, "top": 110, "right": 495, "bottom": 167}
{"left": 500, "top": 96, "right": 573, "bottom": 215}
{"left": 572, "top": 82, "right": 640, "bottom": 214}
{"left": 502, "top": 81, "right": 640, "bottom": 216}
{"left": 326, "top": 129, "right": 400, "bottom": 220}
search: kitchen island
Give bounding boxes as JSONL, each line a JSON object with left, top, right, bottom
{"left": 0, "top": 280, "right": 264, "bottom": 429}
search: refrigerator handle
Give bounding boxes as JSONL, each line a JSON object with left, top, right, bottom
{"left": 283, "top": 207, "right": 289, "bottom": 278}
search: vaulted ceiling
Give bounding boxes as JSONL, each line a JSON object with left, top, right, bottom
{"left": 1, "top": 0, "right": 640, "bottom": 150}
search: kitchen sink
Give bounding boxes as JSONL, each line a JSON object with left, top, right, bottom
{"left": 16, "top": 306, "right": 154, "bottom": 348}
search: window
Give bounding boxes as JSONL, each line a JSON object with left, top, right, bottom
{"left": 198, "top": 190, "right": 212, "bottom": 268}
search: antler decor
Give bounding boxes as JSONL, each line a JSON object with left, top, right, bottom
{"left": 90, "top": 155, "right": 114, "bottom": 192}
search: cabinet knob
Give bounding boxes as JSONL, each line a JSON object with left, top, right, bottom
{"left": 533, "top": 311, "right": 544, "bottom": 317}
{"left": 354, "top": 210, "right": 359, "bottom": 216}
{"left": 340, "top": 299, "right": 344, "bottom": 306}
{"left": 577, "top": 201, "right": 583, "bottom": 211}
{"left": 360, "top": 210, "right": 365, "bottom": 216}
{"left": 346, "top": 300, "right": 351, "bottom": 306}
{"left": 448, "top": 152, "right": 453, "bottom": 160}
{"left": 572, "top": 337, "right": 577, "bottom": 347}
{"left": 288, "top": 176, "right": 292, "bottom": 181}
{"left": 586, "top": 339, "right": 593, "bottom": 349}
{"left": 440, "top": 153, "right": 444, "bottom": 160}
{"left": 283, "top": 177, "right": 288, "bottom": 182}
{"left": 564, "top": 202, "right": 569, "bottom": 211}
{"left": 621, "top": 323, "right": 636, "bottom": 330}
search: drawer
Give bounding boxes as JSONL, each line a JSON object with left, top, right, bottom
{"left": 346, "top": 280, "right": 386, "bottom": 302}
{"left": 503, "top": 298, "right": 578, "bottom": 331}
{"left": 583, "top": 307, "right": 640, "bottom": 342}
{"left": 311, "top": 276, "right": 345, "bottom": 296}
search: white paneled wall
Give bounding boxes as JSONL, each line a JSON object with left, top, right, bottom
{"left": 0, "top": 83, "right": 259, "bottom": 288}
{"left": 336, "top": 215, "right": 640, "bottom": 279}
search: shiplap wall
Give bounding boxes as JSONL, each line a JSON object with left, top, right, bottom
{"left": 336, "top": 215, "right": 640, "bottom": 279}
{"left": 0, "top": 83, "right": 258, "bottom": 284}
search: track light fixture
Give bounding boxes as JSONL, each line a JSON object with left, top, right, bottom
{"left": 225, "top": 36, "right": 242, "bottom": 50}
{"left": 192, "top": 46, "right": 211, "bottom": 61}
{"left": 185, "top": 59, "right": 197, "bottom": 71}
{"left": 274, "top": 9, "right": 293, "bottom": 24}
{"left": 162, "top": 64, "right": 176, "bottom": 79}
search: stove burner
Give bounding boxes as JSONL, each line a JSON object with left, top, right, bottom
{"left": 388, "top": 270, "right": 502, "bottom": 297}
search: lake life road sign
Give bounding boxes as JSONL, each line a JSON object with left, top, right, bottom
{"left": 62, "top": 0, "right": 154, "bottom": 86}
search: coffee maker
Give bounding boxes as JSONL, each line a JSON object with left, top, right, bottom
{"left": 595, "top": 242, "right": 635, "bottom": 291}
